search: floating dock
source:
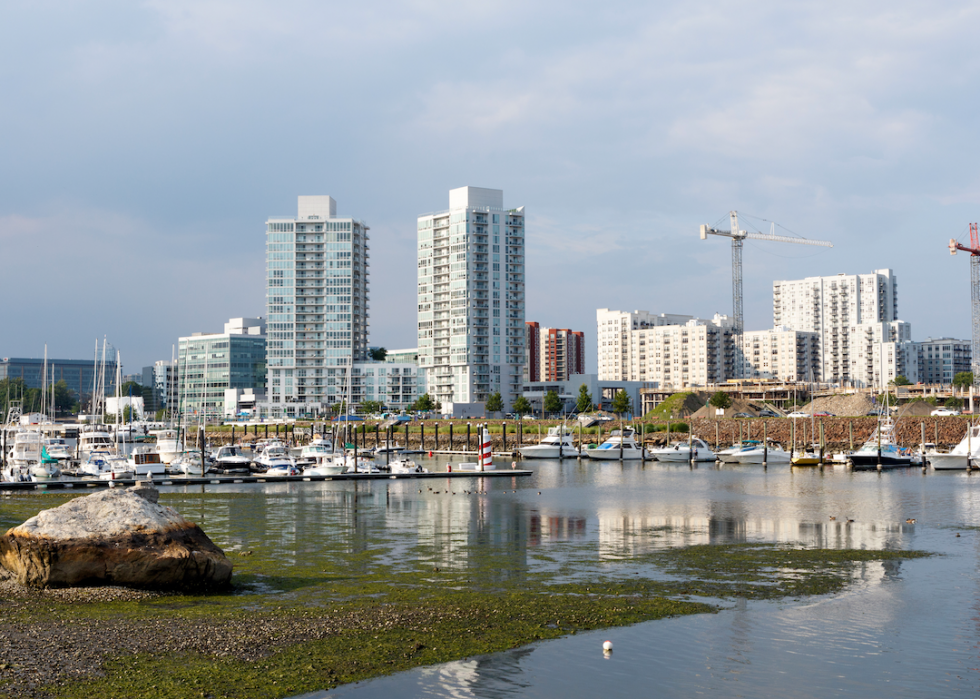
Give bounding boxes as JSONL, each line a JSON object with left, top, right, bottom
{"left": 0, "top": 469, "right": 534, "bottom": 492}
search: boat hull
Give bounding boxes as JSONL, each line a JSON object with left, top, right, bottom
{"left": 518, "top": 445, "right": 579, "bottom": 459}
{"left": 583, "top": 448, "right": 646, "bottom": 460}
{"left": 848, "top": 454, "right": 913, "bottom": 470}
{"left": 929, "top": 454, "right": 971, "bottom": 470}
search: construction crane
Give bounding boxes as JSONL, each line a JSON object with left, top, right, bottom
{"left": 948, "top": 223, "right": 980, "bottom": 382}
{"left": 700, "top": 211, "right": 834, "bottom": 377}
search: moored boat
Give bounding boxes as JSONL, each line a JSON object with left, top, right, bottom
{"left": 518, "top": 426, "right": 579, "bottom": 459}
{"left": 582, "top": 429, "right": 647, "bottom": 460}
{"left": 648, "top": 438, "right": 716, "bottom": 462}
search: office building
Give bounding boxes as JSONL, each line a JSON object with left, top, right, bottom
{"left": 417, "top": 186, "right": 525, "bottom": 411}
{"left": 524, "top": 322, "right": 585, "bottom": 383}
{"left": 141, "top": 360, "right": 178, "bottom": 416}
{"left": 265, "top": 196, "right": 370, "bottom": 417}
{"left": 917, "top": 337, "right": 971, "bottom": 385}
{"left": 177, "top": 318, "right": 266, "bottom": 421}
{"left": 0, "top": 355, "right": 118, "bottom": 403}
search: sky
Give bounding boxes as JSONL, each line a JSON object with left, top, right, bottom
{"left": 2, "top": 0, "right": 980, "bottom": 375}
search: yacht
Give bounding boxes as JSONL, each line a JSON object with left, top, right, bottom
{"left": 213, "top": 445, "right": 253, "bottom": 473}
{"left": 518, "top": 427, "right": 579, "bottom": 459}
{"left": 304, "top": 454, "right": 347, "bottom": 476}
{"left": 295, "top": 441, "right": 334, "bottom": 467}
{"left": 716, "top": 441, "right": 761, "bottom": 463}
{"left": 731, "top": 442, "right": 793, "bottom": 465}
{"left": 10, "top": 429, "right": 42, "bottom": 470}
{"left": 648, "top": 438, "right": 716, "bottom": 462}
{"left": 78, "top": 451, "right": 118, "bottom": 477}
{"left": 42, "top": 438, "right": 73, "bottom": 462}
{"left": 791, "top": 444, "right": 826, "bottom": 467}
{"left": 171, "top": 451, "right": 213, "bottom": 476}
{"left": 582, "top": 429, "right": 648, "bottom": 460}
{"left": 77, "top": 425, "right": 117, "bottom": 461}
{"left": 929, "top": 426, "right": 980, "bottom": 470}
{"left": 152, "top": 429, "right": 184, "bottom": 465}
{"left": 127, "top": 445, "right": 166, "bottom": 476}
{"left": 254, "top": 441, "right": 297, "bottom": 474}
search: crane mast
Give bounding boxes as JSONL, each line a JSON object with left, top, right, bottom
{"left": 948, "top": 223, "right": 980, "bottom": 384}
{"left": 700, "top": 211, "right": 833, "bottom": 379}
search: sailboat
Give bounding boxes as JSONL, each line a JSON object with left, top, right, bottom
{"left": 847, "top": 392, "right": 913, "bottom": 470}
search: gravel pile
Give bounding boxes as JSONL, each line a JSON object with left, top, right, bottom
{"left": 803, "top": 394, "right": 876, "bottom": 417}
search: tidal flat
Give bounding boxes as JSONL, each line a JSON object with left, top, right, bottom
{"left": 0, "top": 473, "right": 933, "bottom": 699}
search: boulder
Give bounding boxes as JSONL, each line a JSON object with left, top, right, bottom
{"left": 0, "top": 486, "right": 232, "bottom": 590}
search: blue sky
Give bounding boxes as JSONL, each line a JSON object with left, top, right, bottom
{"left": 2, "top": 1, "right": 979, "bottom": 374}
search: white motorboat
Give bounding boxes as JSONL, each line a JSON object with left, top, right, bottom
{"left": 42, "top": 438, "right": 72, "bottom": 462}
{"left": 930, "top": 426, "right": 980, "bottom": 470}
{"left": 78, "top": 451, "right": 117, "bottom": 477}
{"left": 373, "top": 443, "right": 405, "bottom": 456}
{"left": 341, "top": 453, "right": 381, "bottom": 473}
{"left": 78, "top": 425, "right": 117, "bottom": 461}
{"left": 254, "top": 441, "right": 295, "bottom": 473}
{"left": 152, "top": 429, "right": 184, "bottom": 464}
{"left": 649, "top": 438, "right": 716, "bottom": 462}
{"left": 98, "top": 462, "right": 136, "bottom": 480}
{"left": 213, "top": 445, "right": 252, "bottom": 472}
{"left": 171, "top": 451, "right": 213, "bottom": 476}
{"left": 127, "top": 445, "right": 166, "bottom": 476}
{"left": 304, "top": 454, "right": 347, "bottom": 476}
{"left": 266, "top": 462, "right": 302, "bottom": 476}
{"left": 582, "top": 429, "right": 647, "bottom": 460}
{"left": 716, "top": 441, "right": 762, "bottom": 463}
{"left": 389, "top": 458, "right": 429, "bottom": 474}
{"left": 518, "top": 427, "right": 579, "bottom": 459}
{"left": 10, "top": 429, "right": 42, "bottom": 470}
{"left": 295, "top": 442, "right": 334, "bottom": 467}
{"left": 731, "top": 442, "right": 793, "bottom": 465}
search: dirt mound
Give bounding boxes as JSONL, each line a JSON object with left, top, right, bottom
{"left": 803, "top": 393, "right": 876, "bottom": 417}
{"left": 896, "top": 401, "right": 936, "bottom": 418}
{"left": 689, "top": 398, "right": 776, "bottom": 419}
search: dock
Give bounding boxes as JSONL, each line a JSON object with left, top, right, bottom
{"left": 0, "top": 469, "right": 534, "bottom": 492}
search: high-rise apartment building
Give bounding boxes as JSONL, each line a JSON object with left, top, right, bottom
{"left": 741, "top": 327, "right": 820, "bottom": 382}
{"left": 417, "top": 187, "right": 525, "bottom": 409}
{"left": 598, "top": 308, "right": 734, "bottom": 388}
{"left": 524, "top": 322, "right": 585, "bottom": 382}
{"left": 773, "top": 269, "right": 913, "bottom": 387}
{"left": 265, "top": 196, "right": 370, "bottom": 417}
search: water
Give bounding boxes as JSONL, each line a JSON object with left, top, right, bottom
{"left": 206, "top": 460, "right": 980, "bottom": 696}
{"left": 9, "top": 457, "right": 980, "bottom": 696}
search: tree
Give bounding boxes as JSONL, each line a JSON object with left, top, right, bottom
{"left": 611, "top": 390, "right": 632, "bottom": 417}
{"left": 945, "top": 396, "right": 963, "bottom": 410}
{"left": 369, "top": 347, "right": 388, "bottom": 361}
{"left": 485, "top": 392, "right": 504, "bottom": 416}
{"left": 953, "top": 371, "right": 974, "bottom": 389}
{"left": 512, "top": 396, "right": 532, "bottom": 417}
{"left": 155, "top": 408, "right": 167, "bottom": 421}
{"left": 412, "top": 393, "right": 436, "bottom": 412}
{"left": 708, "top": 391, "right": 732, "bottom": 409}
{"left": 543, "top": 390, "right": 562, "bottom": 417}
{"left": 575, "top": 384, "right": 593, "bottom": 413}
{"left": 890, "top": 375, "right": 912, "bottom": 386}
{"left": 118, "top": 380, "right": 143, "bottom": 397}
{"left": 359, "top": 400, "right": 384, "bottom": 415}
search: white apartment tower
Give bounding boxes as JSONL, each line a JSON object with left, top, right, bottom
{"left": 265, "top": 196, "right": 370, "bottom": 417}
{"left": 772, "top": 269, "right": 913, "bottom": 387}
{"left": 418, "top": 187, "right": 525, "bottom": 409}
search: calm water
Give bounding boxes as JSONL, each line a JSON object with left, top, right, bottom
{"left": 45, "top": 457, "right": 980, "bottom": 697}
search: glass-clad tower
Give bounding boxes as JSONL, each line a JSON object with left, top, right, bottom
{"left": 266, "top": 196, "right": 369, "bottom": 417}
{"left": 417, "top": 187, "right": 525, "bottom": 409}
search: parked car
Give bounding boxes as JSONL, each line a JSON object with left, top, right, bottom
{"left": 786, "top": 411, "right": 810, "bottom": 418}
{"left": 758, "top": 409, "right": 779, "bottom": 418}
{"left": 813, "top": 411, "right": 835, "bottom": 417}
{"left": 931, "top": 408, "right": 961, "bottom": 416}
{"left": 733, "top": 412, "right": 753, "bottom": 418}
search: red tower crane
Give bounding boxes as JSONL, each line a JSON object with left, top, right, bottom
{"left": 949, "top": 223, "right": 980, "bottom": 382}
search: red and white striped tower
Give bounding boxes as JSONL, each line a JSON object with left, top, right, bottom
{"left": 480, "top": 425, "right": 492, "bottom": 471}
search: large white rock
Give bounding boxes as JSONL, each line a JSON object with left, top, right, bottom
{"left": 0, "top": 488, "right": 233, "bottom": 590}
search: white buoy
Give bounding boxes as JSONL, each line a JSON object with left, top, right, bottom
{"left": 602, "top": 640, "right": 613, "bottom": 651}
